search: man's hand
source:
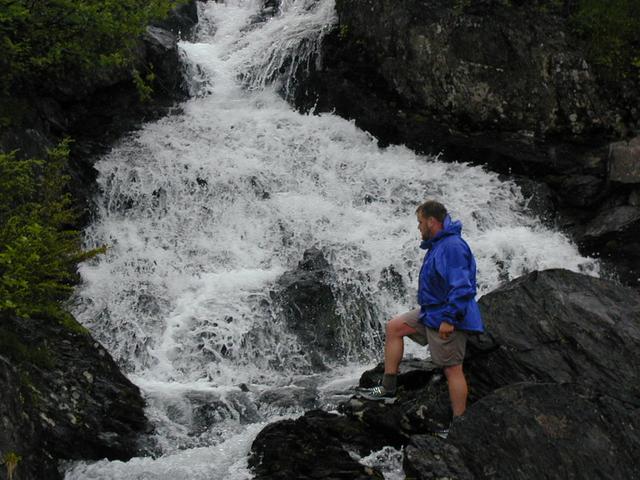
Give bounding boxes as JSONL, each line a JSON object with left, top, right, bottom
{"left": 439, "top": 321, "right": 454, "bottom": 340}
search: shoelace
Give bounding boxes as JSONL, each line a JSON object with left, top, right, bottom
{"left": 370, "top": 386, "right": 385, "bottom": 395}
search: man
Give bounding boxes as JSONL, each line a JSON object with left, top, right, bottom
{"left": 359, "top": 200, "right": 484, "bottom": 422}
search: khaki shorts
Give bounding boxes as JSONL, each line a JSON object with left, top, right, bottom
{"left": 399, "top": 308, "right": 468, "bottom": 367}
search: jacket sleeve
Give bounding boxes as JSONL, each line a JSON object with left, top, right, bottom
{"left": 436, "top": 242, "right": 476, "bottom": 326}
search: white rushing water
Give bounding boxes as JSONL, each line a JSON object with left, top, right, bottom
{"left": 65, "top": 1, "right": 599, "bottom": 478}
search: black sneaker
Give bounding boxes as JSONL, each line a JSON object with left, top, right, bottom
{"left": 355, "top": 385, "right": 397, "bottom": 403}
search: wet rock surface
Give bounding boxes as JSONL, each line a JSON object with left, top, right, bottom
{"left": 250, "top": 269, "right": 640, "bottom": 479}
{"left": 0, "top": 316, "right": 148, "bottom": 480}
{"left": 467, "top": 269, "right": 640, "bottom": 405}
{"left": 249, "top": 410, "right": 391, "bottom": 480}
{"left": 447, "top": 382, "right": 640, "bottom": 480}
{"left": 274, "top": 248, "right": 382, "bottom": 368}
{"left": 293, "top": 0, "right": 640, "bottom": 286}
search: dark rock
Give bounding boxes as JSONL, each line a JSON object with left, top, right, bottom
{"left": 249, "top": 410, "right": 389, "bottom": 480}
{"left": 341, "top": 370, "right": 451, "bottom": 438}
{"left": 403, "top": 435, "right": 474, "bottom": 480}
{"left": 151, "top": 0, "right": 199, "bottom": 39}
{"left": 297, "top": 0, "right": 636, "bottom": 172}
{"left": 582, "top": 205, "right": 640, "bottom": 240}
{"left": 467, "top": 269, "right": 640, "bottom": 405}
{"left": 142, "top": 26, "right": 185, "bottom": 95}
{"left": 557, "top": 174, "right": 606, "bottom": 207}
{"left": 609, "top": 136, "right": 640, "bottom": 184}
{"left": 449, "top": 383, "right": 640, "bottom": 480}
{"left": 274, "top": 248, "right": 381, "bottom": 367}
{"left": 257, "top": 385, "right": 319, "bottom": 412}
{"left": 507, "top": 175, "right": 556, "bottom": 223}
{"left": 377, "top": 266, "right": 408, "bottom": 302}
{"left": 252, "top": 269, "right": 640, "bottom": 479}
{"left": 0, "top": 316, "right": 148, "bottom": 480}
{"left": 358, "top": 358, "right": 439, "bottom": 390}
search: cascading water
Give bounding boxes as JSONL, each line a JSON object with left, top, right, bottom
{"left": 64, "top": 1, "right": 599, "bottom": 478}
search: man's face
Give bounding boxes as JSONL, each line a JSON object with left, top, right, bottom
{"left": 417, "top": 212, "right": 435, "bottom": 240}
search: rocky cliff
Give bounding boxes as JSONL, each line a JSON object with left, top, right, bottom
{"left": 294, "top": 0, "right": 640, "bottom": 286}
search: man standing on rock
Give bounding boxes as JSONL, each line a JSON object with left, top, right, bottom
{"left": 359, "top": 200, "right": 484, "bottom": 421}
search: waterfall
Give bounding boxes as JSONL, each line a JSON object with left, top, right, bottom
{"left": 64, "top": 1, "right": 598, "bottom": 478}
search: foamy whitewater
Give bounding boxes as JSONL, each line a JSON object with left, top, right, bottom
{"left": 64, "top": 1, "right": 599, "bottom": 478}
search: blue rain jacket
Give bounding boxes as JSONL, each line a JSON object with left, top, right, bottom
{"left": 418, "top": 215, "right": 484, "bottom": 332}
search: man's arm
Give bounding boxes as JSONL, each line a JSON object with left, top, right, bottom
{"left": 437, "top": 242, "right": 475, "bottom": 338}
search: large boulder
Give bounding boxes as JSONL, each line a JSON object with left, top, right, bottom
{"left": 0, "top": 316, "right": 148, "bottom": 480}
{"left": 467, "top": 268, "right": 640, "bottom": 405}
{"left": 406, "top": 383, "right": 640, "bottom": 480}
{"left": 274, "top": 248, "right": 381, "bottom": 368}
{"left": 249, "top": 410, "right": 391, "bottom": 480}
{"left": 457, "top": 382, "right": 640, "bottom": 479}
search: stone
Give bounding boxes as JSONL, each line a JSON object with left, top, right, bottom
{"left": 249, "top": 410, "right": 389, "bottom": 480}
{"left": 358, "top": 358, "right": 439, "bottom": 390}
{"left": 630, "top": 189, "right": 640, "bottom": 207}
{"left": 0, "top": 316, "right": 148, "bottom": 480}
{"left": 609, "top": 136, "right": 640, "bottom": 184}
{"left": 150, "top": 0, "right": 199, "bottom": 39}
{"left": 467, "top": 269, "right": 640, "bottom": 406}
{"left": 274, "top": 248, "right": 381, "bottom": 367}
{"left": 581, "top": 205, "right": 640, "bottom": 240}
{"left": 295, "top": 0, "right": 632, "bottom": 176}
{"left": 403, "top": 434, "right": 474, "bottom": 480}
{"left": 557, "top": 174, "right": 605, "bottom": 207}
{"left": 449, "top": 383, "right": 640, "bottom": 480}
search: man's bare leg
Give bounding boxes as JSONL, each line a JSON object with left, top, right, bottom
{"left": 384, "top": 315, "right": 418, "bottom": 375}
{"left": 443, "top": 364, "right": 468, "bottom": 416}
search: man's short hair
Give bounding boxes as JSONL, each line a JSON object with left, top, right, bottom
{"left": 416, "top": 200, "right": 447, "bottom": 223}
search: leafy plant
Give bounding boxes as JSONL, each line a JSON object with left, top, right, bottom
{"left": 0, "top": 0, "right": 186, "bottom": 95}
{"left": 571, "top": 0, "right": 640, "bottom": 78}
{"left": 0, "top": 140, "right": 106, "bottom": 324}
{"left": 1, "top": 452, "right": 21, "bottom": 480}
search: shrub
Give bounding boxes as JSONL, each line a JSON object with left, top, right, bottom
{"left": 0, "top": 0, "right": 185, "bottom": 95}
{"left": 0, "top": 140, "right": 105, "bottom": 324}
{"left": 571, "top": 0, "right": 640, "bottom": 78}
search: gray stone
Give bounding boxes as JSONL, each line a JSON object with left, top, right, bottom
{"left": 582, "top": 205, "right": 640, "bottom": 239}
{"left": 630, "top": 189, "right": 640, "bottom": 207}
{"left": 449, "top": 383, "right": 640, "bottom": 480}
{"left": 0, "top": 316, "right": 148, "bottom": 480}
{"left": 403, "top": 435, "right": 474, "bottom": 480}
{"left": 609, "top": 136, "right": 640, "bottom": 183}
{"left": 467, "top": 269, "right": 640, "bottom": 406}
{"left": 274, "top": 248, "right": 381, "bottom": 367}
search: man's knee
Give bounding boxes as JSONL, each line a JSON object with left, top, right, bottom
{"left": 386, "top": 315, "right": 415, "bottom": 339}
{"left": 443, "top": 364, "right": 464, "bottom": 378}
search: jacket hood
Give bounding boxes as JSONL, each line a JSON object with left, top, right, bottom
{"left": 420, "top": 214, "right": 462, "bottom": 250}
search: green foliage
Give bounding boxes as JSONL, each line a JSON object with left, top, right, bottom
{"left": 1, "top": 452, "right": 21, "bottom": 480}
{"left": 132, "top": 66, "right": 157, "bottom": 102}
{"left": 0, "top": 141, "right": 106, "bottom": 324}
{"left": 0, "top": 0, "right": 185, "bottom": 94}
{"left": 571, "top": 0, "right": 640, "bottom": 78}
